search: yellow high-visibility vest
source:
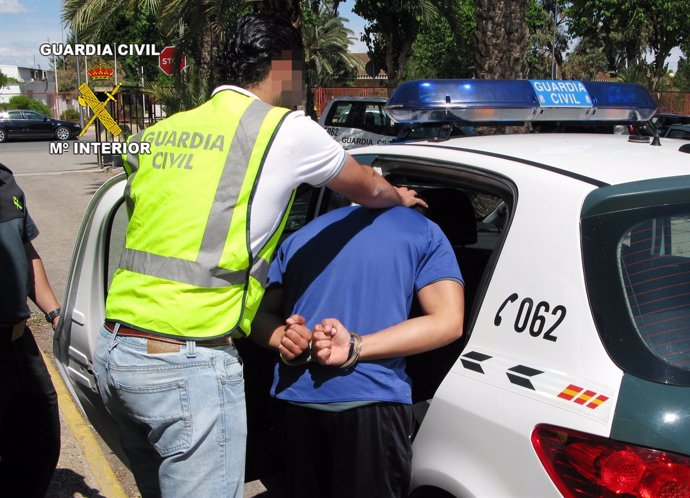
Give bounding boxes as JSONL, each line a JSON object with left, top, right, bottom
{"left": 106, "top": 90, "right": 294, "bottom": 339}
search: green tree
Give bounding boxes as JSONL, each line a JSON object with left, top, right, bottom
{"left": 302, "top": 2, "right": 362, "bottom": 118}
{"left": 643, "top": 1, "right": 690, "bottom": 90}
{"left": 567, "top": 0, "right": 646, "bottom": 73}
{"left": 0, "top": 70, "right": 10, "bottom": 89}
{"left": 63, "top": 0, "right": 250, "bottom": 99}
{"left": 5, "top": 96, "right": 52, "bottom": 115}
{"left": 525, "top": 0, "right": 569, "bottom": 79}
{"left": 561, "top": 38, "right": 609, "bottom": 80}
{"left": 672, "top": 57, "right": 690, "bottom": 92}
{"left": 404, "top": 0, "right": 475, "bottom": 80}
{"left": 567, "top": 0, "right": 690, "bottom": 90}
{"left": 92, "top": 4, "right": 170, "bottom": 85}
{"left": 353, "top": 0, "right": 461, "bottom": 87}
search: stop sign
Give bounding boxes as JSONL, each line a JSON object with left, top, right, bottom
{"left": 159, "top": 46, "right": 188, "bottom": 76}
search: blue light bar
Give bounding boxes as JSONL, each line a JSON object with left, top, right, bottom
{"left": 384, "top": 79, "right": 657, "bottom": 124}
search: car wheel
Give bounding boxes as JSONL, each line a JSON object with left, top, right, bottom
{"left": 0, "top": 128, "right": 6, "bottom": 143}
{"left": 55, "top": 126, "right": 71, "bottom": 141}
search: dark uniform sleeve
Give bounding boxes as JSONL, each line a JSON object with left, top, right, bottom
{"left": 24, "top": 209, "right": 39, "bottom": 243}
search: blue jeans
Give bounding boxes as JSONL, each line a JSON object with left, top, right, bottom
{"left": 93, "top": 325, "right": 246, "bottom": 498}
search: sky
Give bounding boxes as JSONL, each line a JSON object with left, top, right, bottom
{"left": 0, "top": 0, "right": 64, "bottom": 68}
{"left": 0, "top": 0, "right": 680, "bottom": 71}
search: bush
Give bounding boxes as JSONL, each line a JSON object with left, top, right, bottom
{"left": 60, "top": 108, "right": 80, "bottom": 122}
{"left": 7, "top": 95, "right": 52, "bottom": 116}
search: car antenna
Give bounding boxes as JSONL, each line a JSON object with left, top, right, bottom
{"left": 650, "top": 123, "right": 662, "bottom": 146}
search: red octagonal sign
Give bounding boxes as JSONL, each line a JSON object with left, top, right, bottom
{"left": 159, "top": 46, "right": 188, "bottom": 76}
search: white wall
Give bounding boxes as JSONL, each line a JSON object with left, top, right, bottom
{"left": 0, "top": 64, "right": 61, "bottom": 117}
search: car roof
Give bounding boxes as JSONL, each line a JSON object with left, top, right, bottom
{"left": 366, "top": 133, "right": 690, "bottom": 186}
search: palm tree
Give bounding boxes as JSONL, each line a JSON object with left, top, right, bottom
{"left": 474, "top": 0, "right": 529, "bottom": 79}
{"left": 302, "top": 4, "right": 362, "bottom": 118}
{"left": 63, "top": 0, "right": 247, "bottom": 93}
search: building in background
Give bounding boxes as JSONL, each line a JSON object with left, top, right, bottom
{"left": 0, "top": 64, "right": 70, "bottom": 118}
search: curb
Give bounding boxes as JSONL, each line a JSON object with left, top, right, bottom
{"left": 41, "top": 351, "right": 129, "bottom": 498}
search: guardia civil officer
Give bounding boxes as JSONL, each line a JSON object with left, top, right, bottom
{"left": 93, "top": 13, "right": 426, "bottom": 498}
{"left": 0, "top": 163, "right": 62, "bottom": 498}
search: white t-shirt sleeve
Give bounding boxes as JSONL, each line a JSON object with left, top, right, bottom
{"left": 248, "top": 111, "right": 346, "bottom": 255}
{"left": 266, "top": 112, "right": 347, "bottom": 188}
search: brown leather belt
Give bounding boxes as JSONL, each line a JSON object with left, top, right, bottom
{"left": 104, "top": 322, "right": 232, "bottom": 354}
{"left": 1, "top": 319, "right": 27, "bottom": 342}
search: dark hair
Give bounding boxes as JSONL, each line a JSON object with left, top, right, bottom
{"left": 216, "top": 14, "right": 303, "bottom": 87}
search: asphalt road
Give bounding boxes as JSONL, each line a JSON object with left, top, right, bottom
{"left": 2, "top": 136, "right": 276, "bottom": 497}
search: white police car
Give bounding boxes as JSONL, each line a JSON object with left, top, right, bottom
{"left": 318, "top": 96, "right": 400, "bottom": 149}
{"left": 54, "top": 79, "right": 690, "bottom": 497}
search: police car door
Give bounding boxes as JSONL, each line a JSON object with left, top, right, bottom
{"left": 52, "top": 173, "right": 328, "bottom": 476}
{"left": 53, "top": 172, "right": 128, "bottom": 459}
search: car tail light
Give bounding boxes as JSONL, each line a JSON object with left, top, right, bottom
{"left": 532, "top": 424, "right": 690, "bottom": 497}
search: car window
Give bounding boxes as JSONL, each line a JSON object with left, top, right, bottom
{"left": 353, "top": 156, "right": 515, "bottom": 402}
{"left": 352, "top": 103, "right": 399, "bottom": 136}
{"left": 619, "top": 214, "right": 690, "bottom": 370}
{"left": 324, "top": 102, "right": 353, "bottom": 127}
{"left": 582, "top": 192, "right": 690, "bottom": 386}
{"left": 667, "top": 129, "right": 690, "bottom": 140}
{"left": 284, "top": 185, "right": 322, "bottom": 234}
{"left": 7, "top": 110, "right": 23, "bottom": 119}
{"left": 24, "top": 111, "right": 45, "bottom": 120}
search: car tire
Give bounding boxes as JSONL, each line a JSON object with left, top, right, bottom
{"left": 0, "top": 128, "right": 6, "bottom": 143}
{"left": 55, "top": 126, "right": 71, "bottom": 141}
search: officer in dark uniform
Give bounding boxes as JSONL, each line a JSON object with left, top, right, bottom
{"left": 0, "top": 162, "right": 62, "bottom": 497}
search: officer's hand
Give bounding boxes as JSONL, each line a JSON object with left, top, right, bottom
{"left": 312, "top": 318, "right": 350, "bottom": 366}
{"left": 395, "top": 186, "right": 428, "bottom": 209}
{"left": 279, "top": 314, "right": 311, "bottom": 360}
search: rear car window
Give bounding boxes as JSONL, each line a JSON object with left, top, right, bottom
{"left": 324, "top": 102, "right": 353, "bottom": 126}
{"left": 582, "top": 182, "right": 690, "bottom": 385}
{"left": 620, "top": 215, "right": 690, "bottom": 369}
{"left": 323, "top": 100, "right": 401, "bottom": 137}
{"left": 666, "top": 128, "right": 690, "bottom": 140}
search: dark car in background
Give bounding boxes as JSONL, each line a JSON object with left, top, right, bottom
{"left": 0, "top": 109, "right": 81, "bottom": 142}
{"left": 664, "top": 124, "right": 690, "bottom": 140}
{"left": 652, "top": 112, "right": 690, "bottom": 135}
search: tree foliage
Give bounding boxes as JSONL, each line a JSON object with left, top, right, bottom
{"left": 404, "top": 0, "right": 475, "bottom": 80}
{"left": 63, "top": 0, "right": 250, "bottom": 96}
{"left": 673, "top": 57, "right": 690, "bottom": 92}
{"left": 567, "top": 0, "right": 690, "bottom": 90}
{"left": 0, "top": 96, "right": 52, "bottom": 116}
{"left": 0, "top": 70, "right": 11, "bottom": 89}
{"left": 353, "top": 0, "right": 462, "bottom": 87}
{"left": 59, "top": 0, "right": 690, "bottom": 113}
{"left": 525, "top": 0, "right": 569, "bottom": 79}
{"left": 302, "top": 3, "right": 362, "bottom": 117}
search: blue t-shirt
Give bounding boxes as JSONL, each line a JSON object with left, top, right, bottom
{"left": 268, "top": 205, "right": 463, "bottom": 405}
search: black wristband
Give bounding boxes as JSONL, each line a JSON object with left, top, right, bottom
{"left": 45, "top": 308, "right": 61, "bottom": 323}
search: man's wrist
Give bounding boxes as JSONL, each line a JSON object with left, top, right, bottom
{"left": 44, "top": 307, "right": 61, "bottom": 324}
{"left": 339, "top": 332, "right": 363, "bottom": 369}
{"left": 280, "top": 344, "right": 312, "bottom": 366}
